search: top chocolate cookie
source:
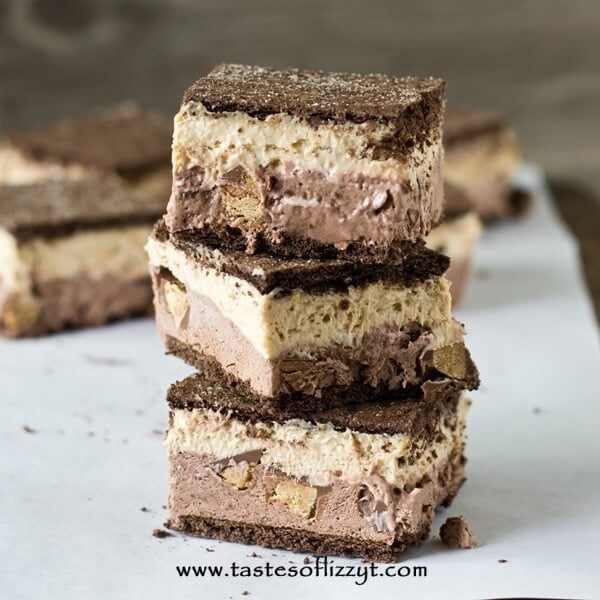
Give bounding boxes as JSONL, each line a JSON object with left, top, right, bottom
{"left": 166, "top": 64, "right": 446, "bottom": 259}
{"left": 186, "top": 63, "right": 444, "bottom": 129}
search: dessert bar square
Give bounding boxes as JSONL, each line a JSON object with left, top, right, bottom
{"left": 426, "top": 211, "right": 482, "bottom": 306}
{"left": 166, "top": 374, "right": 470, "bottom": 562}
{"left": 0, "top": 178, "right": 166, "bottom": 336}
{"left": 166, "top": 64, "right": 446, "bottom": 257}
{"left": 0, "top": 102, "right": 172, "bottom": 190}
{"left": 147, "top": 222, "right": 478, "bottom": 411}
{"left": 444, "top": 110, "right": 528, "bottom": 220}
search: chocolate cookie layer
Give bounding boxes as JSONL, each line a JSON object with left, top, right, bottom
{"left": 167, "top": 372, "right": 465, "bottom": 434}
{"left": 166, "top": 377, "right": 470, "bottom": 561}
{"left": 152, "top": 220, "right": 449, "bottom": 294}
{"left": 0, "top": 178, "right": 167, "bottom": 240}
{"left": 166, "top": 64, "right": 445, "bottom": 257}
{"left": 186, "top": 64, "right": 445, "bottom": 128}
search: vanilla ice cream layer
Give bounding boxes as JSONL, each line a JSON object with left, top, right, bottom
{"left": 0, "top": 144, "right": 93, "bottom": 185}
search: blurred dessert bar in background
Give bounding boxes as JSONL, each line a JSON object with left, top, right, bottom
{"left": 0, "top": 103, "right": 173, "bottom": 336}
{"left": 0, "top": 178, "right": 165, "bottom": 337}
{"left": 0, "top": 102, "right": 172, "bottom": 196}
{"left": 444, "top": 109, "right": 530, "bottom": 221}
{"left": 166, "top": 64, "right": 446, "bottom": 258}
{"left": 426, "top": 185, "right": 482, "bottom": 305}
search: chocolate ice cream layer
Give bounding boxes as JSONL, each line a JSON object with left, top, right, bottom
{"left": 166, "top": 64, "right": 445, "bottom": 257}
{"left": 147, "top": 230, "right": 478, "bottom": 403}
{"left": 444, "top": 110, "right": 530, "bottom": 221}
{"left": 166, "top": 377, "right": 470, "bottom": 561}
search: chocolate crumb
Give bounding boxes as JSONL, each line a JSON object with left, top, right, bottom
{"left": 498, "top": 558, "right": 508, "bottom": 563}
{"left": 23, "top": 424, "right": 36, "bottom": 434}
{"left": 440, "top": 516, "right": 477, "bottom": 549}
{"left": 247, "top": 552, "right": 261, "bottom": 558}
{"left": 303, "top": 557, "right": 311, "bottom": 564}
{"left": 140, "top": 507, "right": 150, "bottom": 512}
{"left": 152, "top": 528, "right": 173, "bottom": 539}
{"left": 162, "top": 505, "right": 167, "bottom": 509}
{"left": 84, "top": 354, "right": 131, "bottom": 366}
{"left": 206, "top": 548, "right": 215, "bottom": 552}
{"left": 242, "top": 592, "right": 249, "bottom": 596}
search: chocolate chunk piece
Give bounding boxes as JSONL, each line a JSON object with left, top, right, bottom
{"left": 440, "top": 516, "right": 477, "bottom": 549}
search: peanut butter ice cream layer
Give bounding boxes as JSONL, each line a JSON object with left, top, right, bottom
{"left": 147, "top": 224, "right": 478, "bottom": 408}
{"left": 166, "top": 374, "right": 470, "bottom": 561}
{"left": 166, "top": 64, "right": 446, "bottom": 257}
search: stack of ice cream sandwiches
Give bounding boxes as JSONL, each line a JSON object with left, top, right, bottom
{"left": 147, "top": 64, "right": 480, "bottom": 561}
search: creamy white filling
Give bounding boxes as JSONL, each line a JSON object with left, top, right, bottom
{"left": 426, "top": 212, "right": 482, "bottom": 258}
{"left": 173, "top": 103, "right": 441, "bottom": 185}
{"left": 166, "top": 394, "right": 470, "bottom": 487}
{"left": 146, "top": 236, "right": 464, "bottom": 360}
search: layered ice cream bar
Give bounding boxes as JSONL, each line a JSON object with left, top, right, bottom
{"left": 0, "top": 178, "right": 166, "bottom": 336}
{"left": 0, "top": 102, "right": 172, "bottom": 192}
{"left": 444, "top": 110, "right": 529, "bottom": 221}
{"left": 426, "top": 185, "right": 482, "bottom": 305}
{"left": 426, "top": 212, "right": 481, "bottom": 306}
{"left": 147, "top": 222, "right": 479, "bottom": 413}
{"left": 166, "top": 374, "right": 470, "bottom": 562}
{"left": 166, "top": 64, "right": 446, "bottom": 257}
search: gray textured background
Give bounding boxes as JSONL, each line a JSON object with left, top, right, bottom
{"left": 1, "top": 0, "right": 599, "bottom": 192}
